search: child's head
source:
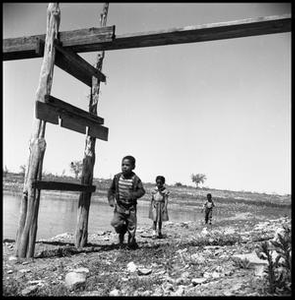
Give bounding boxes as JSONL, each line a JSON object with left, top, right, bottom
{"left": 156, "top": 175, "right": 165, "bottom": 188}
{"left": 207, "top": 193, "right": 212, "bottom": 201}
{"left": 121, "top": 155, "right": 136, "bottom": 176}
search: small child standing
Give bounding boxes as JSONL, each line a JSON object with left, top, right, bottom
{"left": 202, "top": 193, "right": 215, "bottom": 225}
{"left": 108, "top": 155, "right": 145, "bottom": 249}
{"left": 148, "top": 175, "right": 169, "bottom": 238}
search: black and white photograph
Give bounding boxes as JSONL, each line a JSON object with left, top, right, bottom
{"left": 3, "top": 2, "right": 291, "bottom": 296}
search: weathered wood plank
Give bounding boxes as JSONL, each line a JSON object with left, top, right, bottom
{"left": 33, "top": 180, "right": 96, "bottom": 192}
{"left": 54, "top": 40, "right": 106, "bottom": 85}
{"left": 35, "top": 97, "right": 109, "bottom": 141}
{"left": 88, "top": 125, "right": 109, "bottom": 142}
{"left": 44, "top": 95, "right": 104, "bottom": 124}
{"left": 98, "top": 14, "right": 291, "bottom": 51}
{"left": 60, "top": 116, "right": 86, "bottom": 134}
{"left": 35, "top": 100, "right": 59, "bottom": 124}
{"left": 3, "top": 15, "right": 290, "bottom": 60}
{"left": 3, "top": 25, "right": 115, "bottom": 61}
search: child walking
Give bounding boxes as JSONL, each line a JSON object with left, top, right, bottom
{"left": 108, "top": 155, "right": 145, "bottom": 249}
{"left": 202, "top": 193, "right": 215, "bottom": 225}
{"left": 149, "top": 175, "right": 169, "bottom": 239}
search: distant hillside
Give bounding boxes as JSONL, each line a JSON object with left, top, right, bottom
{"left": 3, "top": 172, "right": 291, "bottom": 207}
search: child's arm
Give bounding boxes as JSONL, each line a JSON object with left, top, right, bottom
{"left": 127, "top": 178, "right": 146, "bottom": 201}
{"left": 201, "top": 202, "right": 206, "bottom": 212}
{"left": 107, "top": 177, "right": 116, "bottom": 207}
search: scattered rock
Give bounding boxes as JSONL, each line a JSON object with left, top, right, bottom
{"left": 74, "top": 267, "right": 90, "bottom": 274}
{"left": 232, "top": 252, "right": 268, "bottom": 266}
{"left": 254, "top": 265, "right": 266, "bottom": 277}
{"left": 201, "top": 228, "right": 209, "bottom": 235}
{"left": 21, "top": 285, "right": 38, "bottom": 296}
{"left": 212, "top": 271, "right": 221, "bottom": 278}
{"left": 109, "top": 289, "right": 121, "bottom": 296}
{"left": 140, "top": 290, "right": 151, "bottom": 296}
{"left": 27, "top": 280, "right": 45, "bottom": 287}
{"left": 65, "top": 271, "right": 87, "bottom": 290}
{"left": 138, "top": 268, "right": 152, "bottom": 276}
{"left": 19, "top": 269, "right": 31, "bottom": 273}
{"left": 8, "top": 256, "right": 17, "bottom": 261}
{"left": 192, "top": 278, "right": 207, "bottom": 285}
{"left": 127, "top": 262, "right": 137, "bottom": 272}
{"left": 224, "top": 228, "right": 235, "bottom": 235}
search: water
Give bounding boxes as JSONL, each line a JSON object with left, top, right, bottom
{"left": 3, "top": 192, "right": 202, "bottom": 240}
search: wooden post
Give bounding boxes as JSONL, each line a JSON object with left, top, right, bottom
{"left": 75, "top": 3, "right": 109, "bottom": 248}
{"left": 15, "top": 3, "right": 60, "bottom": 258}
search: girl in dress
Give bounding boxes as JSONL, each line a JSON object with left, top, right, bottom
{"left": 149, "top": 175, "right": 169, "bottom": 238}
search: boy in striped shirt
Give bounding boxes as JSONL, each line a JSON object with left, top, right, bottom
{"left": 108, "top": 155, "right": 145, "bottom": 249}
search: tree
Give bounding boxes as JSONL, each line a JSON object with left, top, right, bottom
{"left": 191, "top": 173, "right": 207, "bottom": 189}
{"left": 70, "top": 160, "right": 83, "bottom": 179}
{"left": 19, "top": 164, "right": 26, "bottom": 178}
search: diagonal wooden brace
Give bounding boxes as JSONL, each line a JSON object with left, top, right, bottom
{"left": 53, "top": 39, "right": 106, "bottom": 86}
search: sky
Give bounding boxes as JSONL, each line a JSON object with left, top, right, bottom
{"left": 3, "top": 3, "right": 291, "bottom": 195}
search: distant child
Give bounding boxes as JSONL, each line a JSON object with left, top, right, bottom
{"left": 202, "top": 193, "right": 215, "bottom": 225}
{"left": 108, "top": 155, "right": 146, "bottom": 249}
{"left": 149, "top": 175, "right": 169, "bottom": 238}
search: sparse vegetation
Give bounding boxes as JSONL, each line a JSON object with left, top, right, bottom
{"left": 256, "top": 225, "right": 291, "bottom": 295}
{"left": 191, "top": 173, "right": 206, "bottom": 189}
{"left": 70, "top": 160, "right": 83, "bottom": 179}
{"left": 19, "top": 164, "right": 26, "bottom": 178}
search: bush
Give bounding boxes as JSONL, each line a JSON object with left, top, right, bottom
{"left": 256, "top": 225, "right": 291, "bottom": 295}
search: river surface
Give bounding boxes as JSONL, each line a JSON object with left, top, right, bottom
{"left": 3, "top": 192, "right": 202, "bottom": 240}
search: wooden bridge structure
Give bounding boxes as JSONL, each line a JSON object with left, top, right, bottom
{"left": 3, "top": 3, "right": 291, "bottom": 258}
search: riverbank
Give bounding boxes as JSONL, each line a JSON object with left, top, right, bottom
{"left": 3, "top": 173, "right": 291, "bottom": 296}
{"left": 3, "top": 212, "right": 291, "bottom": 296}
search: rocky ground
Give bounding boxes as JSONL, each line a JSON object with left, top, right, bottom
{"left": 2, "top": 211, "right": 291, "bottom": 297}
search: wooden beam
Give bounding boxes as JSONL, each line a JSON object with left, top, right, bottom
{"left": 98, "top": 14, "right": 291, "bottom": 51}
{"left": 45, "top": 95, "right": 104, "bottom": 125}
{"left": 33, "top": 180, "right": 96, "bottom": 192}
{"left": 35, "top": 95, "right": 109, "bottom": 141}
{"left": 53, "top": 40, "right": 106, "bottom": 85}
{"left": 3, "top": 15, "right": 290, "bottom": 60}
{"left": 3, "top": 25, "right": 115, "bottom": 61}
